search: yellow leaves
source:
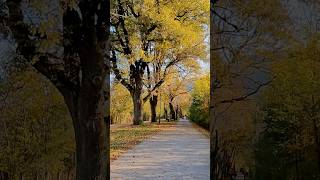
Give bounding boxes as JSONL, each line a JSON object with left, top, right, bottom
{"left": 143, "top": 0, "right": 156, "bottom": 10}
{"left": 117, "top": 0, "right": 209, "bottom": 63}
{"left": 192, "top": 73, "right": 210, "bottom": 100}
{"left": 111, "top": 83, "right": 133, "bottom": 124}
{"left": 39, "top": 32, "right": 61, "bottom": 52}
{"left": 139, "top": 49, "right": 153, "bottom": 62}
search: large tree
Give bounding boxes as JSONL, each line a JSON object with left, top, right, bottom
{"left": 111, "top": 0, "right": 208, "bottom": 125}
{"left": 2, "top": 0, "right": 110, "bottom": 179}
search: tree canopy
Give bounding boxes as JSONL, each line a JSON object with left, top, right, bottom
{"left": 111, "top": 0, "right": 209, "bottom": 124}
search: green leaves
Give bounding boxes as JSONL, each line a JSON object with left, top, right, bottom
{"left": 189, "top": 74, "right": 209, "bottom": 129}
{"left": 255, "top": 33, "right": 320, "bottom": 179}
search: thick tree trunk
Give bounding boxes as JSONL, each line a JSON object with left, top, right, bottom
{"left": 210, "top": 0, "right": 218, "bottom": 177}
{"left": 61, "top": 38, "right": 109, "bottom": 179}
{"left": 63, "top": 84, "right": 109, "bottom": 180}
{"left": 150, "top": 95, "right": 158, "bottom": 122}
{"left": 169, "top": 102, "right": 175, "bottom": 121}
{"left": 6, "top": 0, "right": 109, "bottom": 179}
{"left": 0, "top": 171, "right": 9, "bottom": 180}
{"left": 131, "top": 90, "right": 143, "bottom": 125}
{"left": 62, "top": 88, "right": 108, "bottom": 180}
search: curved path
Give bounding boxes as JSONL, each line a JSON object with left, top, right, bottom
{"left": 110, "top": 118, "right": 210, "bottom": 180}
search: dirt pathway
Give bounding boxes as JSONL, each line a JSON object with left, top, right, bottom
{"left": 111, "top": 118, "right": 210, "bottom": 180}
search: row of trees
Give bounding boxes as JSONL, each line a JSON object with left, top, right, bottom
{"left": 111, "top": 70, "right": 200, "bottom": 124}
{"left": 110, "top": 0, "right": 209, "bottom": 124}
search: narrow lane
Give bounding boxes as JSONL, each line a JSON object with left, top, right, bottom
{"left": 111, "top": 118, "right": 210, "bottom": 180}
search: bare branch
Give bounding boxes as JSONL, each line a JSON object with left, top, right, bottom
{"left": 217, "top": 77, "right": 275, "bottom": 104}
{"left": 110, "top": 50, "right": 133, "bottom": 91}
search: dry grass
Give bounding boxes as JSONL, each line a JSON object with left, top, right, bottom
{"left": 190, "top": 122, "right": 209, "bottom": 138}
{"left": 110, "top": 120, "right": 177, "bottom": 161}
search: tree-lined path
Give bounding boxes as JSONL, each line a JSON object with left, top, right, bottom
{"left": 111, "top": 119, "right": 210, "bottom": 179}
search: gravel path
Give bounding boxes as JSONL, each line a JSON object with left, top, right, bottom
{"left": 110, "top": 118, "right": 210, "bottom": 180}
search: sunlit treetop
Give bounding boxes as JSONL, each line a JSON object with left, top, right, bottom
{"left": 111, "top": 0, "right": 209, "bottom": 65}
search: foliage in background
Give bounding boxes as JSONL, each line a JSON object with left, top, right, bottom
{"left": 254, "top": 34, "right": 320, "bottom": 179}
{"left": 189, "top": 73, "right": 210, "bottom": 129}
{"left": 111, "top": 83, "right": 133, "bottom": 124}
{"left": 0, "top": 68, "right": 74, "bottom": 179}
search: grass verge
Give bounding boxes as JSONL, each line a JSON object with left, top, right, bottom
{"left": 110, "top": 121, "right": 176, "bottom": 161}
{"left": 190, "top": 121, "right": 209, "bottom": 138}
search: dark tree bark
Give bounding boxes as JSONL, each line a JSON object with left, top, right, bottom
{"left": 308, "top": 96, "right": 320, "bottom": 174}
{"left": 111, "top": 50, "right": 148, "bottom": 125}
{"left": 130, "top": 60, "right": 147, "bottom": 125}
{"left": 5, "top": 0, "right": 110, "bottom": 179}
{"left": 150, "top": 95, "right": 158, "bottom": 122}
{"left": 164, "top": 107, "right": 169, "bottom": 121}
{"left": 175, "top": 106, "right": 179, "bottom": 120}
{"left": 179, "top": 106, "right": 183, "bottom": 117}
{"left": 210, "top": 1, "right": 220, "bottom": 179}
{"left": 0, "top": 171, "right": 9, "bottom": 180}
{"left": 63, "top": 50, "right": 109, "bottom": 180}
{"left": 131, "top": 88, "right": 143, "bottom": 125}
{"left": 169, "top": 101, "right": 175, "bottom": 121}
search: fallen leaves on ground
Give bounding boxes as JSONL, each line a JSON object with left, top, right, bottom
{"left": 110, "top": 121, "right": 177, "bottom": 161}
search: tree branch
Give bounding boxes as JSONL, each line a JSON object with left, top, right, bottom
{"left": 110, "top": 50, "right": 133, "bottom": 91}
{"left": 217, "top": 78, "right": 274, "bottom": 104}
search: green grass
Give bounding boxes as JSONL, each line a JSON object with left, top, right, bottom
{"left": 110, "top": 121, "right": 176, "bottom": 161}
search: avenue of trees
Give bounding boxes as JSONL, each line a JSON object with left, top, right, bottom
{"left": 110, "top": 0, "right": 209, "bottom": 124}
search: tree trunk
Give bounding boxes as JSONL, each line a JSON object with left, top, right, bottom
{"left": 164, "top": 108, "right": 168, "bottom": 122}
{"left": 62, "top": 87, "right": 108, "bottom": 180}
{"left": 0, "top": 171, "right": 8, "bottom": 180}
{"left": 169, "top": 102, "right": 175, "bottom": 121}
{"left": 59, "top": 37, "right": 109, "bottom": 179}
{"left": 150, "top": 95, "right": 158, "bottom": 122}
{"left": 6, "top": 0, "right": 110, "bottom": 178}
{"left": 311, "top": 117, "right": 320, "bottom": 174}
{"left": 131, "top": 90, "right": 143, "bottom": 125}
{"left": 56, "top": 171, "right": 60, "bottom": 180}
{"left": 175, "top": 106, "right": 179, "bottom": 120}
